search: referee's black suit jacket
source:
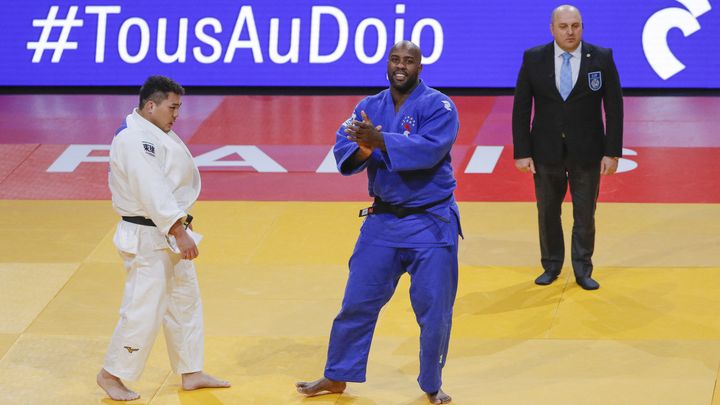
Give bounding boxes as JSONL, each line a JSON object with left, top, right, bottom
{"left": 512, "top": 41, "right": 623, "bottom": 165}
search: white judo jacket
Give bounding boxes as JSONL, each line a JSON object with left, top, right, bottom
{"left": 109, "top": 109, "right": 201, "bottom": 254}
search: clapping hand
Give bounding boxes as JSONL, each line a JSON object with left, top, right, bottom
{"left": 345, "top": 111, "right": 385, "bottom": 152}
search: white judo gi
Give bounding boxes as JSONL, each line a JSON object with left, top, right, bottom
{"left": 104, "top": 108, "right": 203, "bottom": 381}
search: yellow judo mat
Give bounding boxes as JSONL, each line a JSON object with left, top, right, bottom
{"left": 1, "top": 200, "right": 720, "bottom": 404}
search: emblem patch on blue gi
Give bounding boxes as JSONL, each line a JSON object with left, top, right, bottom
{"left": 588, "top": 71, "right": 602, "bottom": 91}
{"left": 343, "top": 112, "right": 357, "bottom": 128}
{"left": 441, "top": 100, "right": 452, "bottom": 111}
{"left": 142, "top": 141, "right": 156, "bottom": 157}
{"left": 401, "top": 115, "right": 417, "bottom": 136}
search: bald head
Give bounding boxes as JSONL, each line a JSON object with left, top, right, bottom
{"left": 389, "top": 40, "right": 422, "bottom": 63}
{"left": 550, "top": 5, "right": 583, "bottom": 52}
{"left": 551, "top": 5, "right": 582, "bottom": 24}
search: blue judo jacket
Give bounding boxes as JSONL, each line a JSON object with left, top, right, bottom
{"left": 334, "top": 80, "right": 462, "bottom": 247}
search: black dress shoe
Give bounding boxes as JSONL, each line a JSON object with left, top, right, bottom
{"left": 534, "top": 272, "right": 559, "bottom": 285}
{"left": 576, "top": 277, "right": 600, "bottom": 290}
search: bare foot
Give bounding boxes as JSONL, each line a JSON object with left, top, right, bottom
{"left": 181, "top": 371, "right": 231, "bottom": 390}
{"left": 295, "top": 377, "right": 346, "bottom": 396}
{"left": 96, "top": 368, "right": 140, "bottom": 401}
{"left": 427, "top": 388, "right": 452, "bottom": 404}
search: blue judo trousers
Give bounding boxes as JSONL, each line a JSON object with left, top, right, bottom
{"left": 325, "top": 218, "right": 459, "bottom": 393}
{"left": 325, "top": 80, "right": 461, "bottom": 394}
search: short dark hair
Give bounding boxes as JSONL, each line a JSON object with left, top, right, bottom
{"left": 139, "top": 75, "right": 185, "bottom": 108}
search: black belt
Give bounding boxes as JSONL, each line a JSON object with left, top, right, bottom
{"left": 122, "top": 216, "right": 156, "bottom": 227}
{"left": 359, "top": 195, "right": 453, "bottom": 218}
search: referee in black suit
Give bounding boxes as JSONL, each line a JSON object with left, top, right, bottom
{"left": 512, "top": 4, "right": 623, "bottom": 290}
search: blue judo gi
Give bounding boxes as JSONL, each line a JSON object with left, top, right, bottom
{"left": 326, "top": 80, "right": 462, "bottom": 394}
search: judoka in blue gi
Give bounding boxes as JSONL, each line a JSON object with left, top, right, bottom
{"left": 296, "top": 41, "right": 461, "bottom": 405}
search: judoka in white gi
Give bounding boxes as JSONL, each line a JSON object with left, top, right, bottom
{"left": 296, "top": 41, "right": 461, "bottom": 405}
{"left": 97, "top": 76, "right": 229, "bottom": 401}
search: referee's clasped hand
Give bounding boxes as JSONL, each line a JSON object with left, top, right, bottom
{"left": 514, "top": 157, "right": 536, "bottom": 174}
{"left": 600, "top": 156, "right": 619, "bottom": 175}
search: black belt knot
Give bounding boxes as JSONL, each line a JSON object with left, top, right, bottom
{"left": 122, "top": 216, "right": 156, "bottom": 227}
{"left": 359, "top": 195, "right": 452, "bottom": 218}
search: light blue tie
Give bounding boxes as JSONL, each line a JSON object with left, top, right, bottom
{"left": 559, "top": 52, "right": 573, "bottom": 100}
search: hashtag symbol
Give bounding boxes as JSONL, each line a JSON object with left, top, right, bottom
{"left": 26, "top": 6, "right": 84, "bottom": 63}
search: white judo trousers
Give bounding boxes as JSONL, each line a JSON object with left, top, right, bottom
{"left": 103, "top": 222, "right": 204, "bottom": 381}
